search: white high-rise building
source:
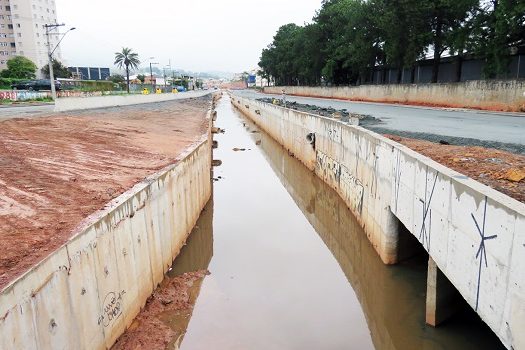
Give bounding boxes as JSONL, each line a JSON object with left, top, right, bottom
{"left": 0, "top": 0, "right": 60, "bottom": 74}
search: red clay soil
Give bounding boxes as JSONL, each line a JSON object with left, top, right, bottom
{"left": 0, "top": 97, "right": 211, "bottom": 289}
{"left": 385, "top": 135, "right": 525, "bottom": 203}
{"left": 111, "top": 270, "right": 209, "bottom": 350}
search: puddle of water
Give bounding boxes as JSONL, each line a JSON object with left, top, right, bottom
{"left": 162, "top": 94, "right": 505, "bottom": 350}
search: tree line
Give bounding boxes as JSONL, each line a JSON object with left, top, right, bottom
{"left": 0, "top": 55, "right": 72, "bottom": 80}
{"left": 259, "top": 0, "right": 525, "bottom": 86}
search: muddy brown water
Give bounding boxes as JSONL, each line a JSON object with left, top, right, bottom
{"left": 162, "top": 95, "right": 505, "bottom": 349}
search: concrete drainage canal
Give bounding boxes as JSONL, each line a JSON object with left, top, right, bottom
{"left": 115, "top": 94, "right": 506, "bottom": 349}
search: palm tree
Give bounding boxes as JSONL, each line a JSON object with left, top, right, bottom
{"left": 114, "top": 47, "right": 140, "bottom": 93}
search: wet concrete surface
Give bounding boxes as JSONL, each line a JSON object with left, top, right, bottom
{"left": 162, "top": 94, "right": 505, "bottom": 349}
{"left": 235, "top": 90, "right": 525, "bottom": 151}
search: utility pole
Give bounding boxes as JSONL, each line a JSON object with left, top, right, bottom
{"left": 163, "top": 67, "right": 167, "bottom": 91}
{"left": 45, "top": 23, "right": 64, "bottom": 100}
{"left": 149, "top": 57, "right": 158, "bottom": 92}
{"left": 45, "top": 23, "right": 75, "bottom": 100}
{"left": 150, "top": 62, "right": 153, "bottom": 91}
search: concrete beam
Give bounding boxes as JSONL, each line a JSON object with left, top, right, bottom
{"left": 426, "top": 257, "right": 459, "bottom": 327}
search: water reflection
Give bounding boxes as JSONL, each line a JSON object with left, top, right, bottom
{"left": 168, "top": 199, "right": 214, "bottom": 277}
{"left": 179, "top": 95, "right": 375, "bottom": 349}
{"left": 161, "top": 199, "right": 214, "bottom": 348}
{"left": 245, "top": 107, "right": 505, "bottom": 350}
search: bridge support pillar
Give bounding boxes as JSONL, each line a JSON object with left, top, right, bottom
{"left": 394, "top": 215, "right": 422, "bottom": 263}
{"left": 426, "top": 257, "right": 459, "bottom": 326}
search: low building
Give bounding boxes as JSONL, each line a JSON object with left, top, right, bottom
{"left": 68, "top": 66, "right": 111, "bottom": 80}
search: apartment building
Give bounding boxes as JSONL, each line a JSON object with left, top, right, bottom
{"left": 0, "top": 0, "right": 60, "bottom": 73}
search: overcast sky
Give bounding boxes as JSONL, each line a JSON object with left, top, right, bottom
{"left": 55, "top": 0, "right": 323, "bottom": 74}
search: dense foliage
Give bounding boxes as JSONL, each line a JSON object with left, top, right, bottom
{"left": 41, "top": 59, "right": 71, "bottom": 79}
{"left": 0, "top": 56, "right": 37, "bottom": 79}
{"left": 0, "top": 77, "right": 27, "bottom": 89}
{"left": 109, "top": 74, "right": 125, "bottom": 84}
{"left": 259, "top": 0, "right": 525, "bottom": 85}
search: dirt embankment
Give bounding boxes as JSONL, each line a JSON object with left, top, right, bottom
{"left": 0, "top": 96, "right": 211, "bottom": 289}
{"left": 385, "top": 135, "right": 525, "bottom": 203}
{"left": 111, "top": 270, "right": 209, "bottom": 350}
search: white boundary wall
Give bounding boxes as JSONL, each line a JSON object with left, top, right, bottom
{"left": 54, "top": 91, "right": 211, "bottom": 112}
{"left": 0, "top": 116, "right": 212, "bottom": 349}
{"left": 264, "top": 80, "right": 525, "bottom": 112}
{"left": 232, "top": 94, "right": 525, "bottom": 350}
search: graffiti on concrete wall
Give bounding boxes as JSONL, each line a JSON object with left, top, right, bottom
{"left": 0, "top": 90, "right": 50, "bottom": 101}
{"left": 57, "top": 91, "right": 105, "bottom": 98}
{"left": 316, "top": 150, "right": 364, "bottom": 214}
{"left": 324, "top": 124, "right": 342, "bottom": 143}
{"left": 0, "top": 90, "right": 122, "bottom": 101}
{"left": 97, "top": 290, "right": 126, "bottom": 328}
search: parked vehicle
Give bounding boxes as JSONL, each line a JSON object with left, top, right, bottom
{"left": 11, "top": 79, "right": 61, "bottom": 91}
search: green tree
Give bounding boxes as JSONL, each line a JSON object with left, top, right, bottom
{"left": 375, "top": 0, "right": 428, "bottom": 83}
{"left": 259, "top": 23, "right": 304, "bottom": 86}
{"left": 334, "top": 0, "right": 384, "bottom": 84}
{"left": 241, "top": 71, "right": 250, "bottom": 87}
{"left": 423, "top": 0, "right": 479, "bottom": 83}
{"left": 258, "top": 0, "right": 525, "bottom": 87}
{"left": 0, "top": 56, "right": 37, "bottom": 79}
{"left": 259, "top": 47, "right": 277, "bottom": 84}
{"left": 114, "top": 47, "right": 140, "bottom": 93}
{"left": 41, "top": 59, "right": 71, "bottom": 79}
{"left": 470, "top": 0, "right": 525, "bottom": 77}
{"left": 292, "top": 23, "right": 325, "bottom": 85}
{"left": 109, "top": 74, "right": 125, "bottom": 84}
{"left": 315, "top": 0, "right": 357, "bottom": 85}
{"left": 137, "top": 74, "right": 145, "bottom": 84}
{"left": 315, "top": 0, "right": 383, "bottom": 85}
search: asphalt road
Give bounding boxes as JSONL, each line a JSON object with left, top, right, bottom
{"left": 234, "top": 90, "right": 525, "bottom": 151}
{"left": 0, "top": 104, "right": 55, "bottom": 120}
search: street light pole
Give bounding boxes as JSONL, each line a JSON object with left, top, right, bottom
{"left": 45, "top": 23, "right": 75, "bottom": 100}
{"left": 149, "top": 58, "right": 159, "bottom": 92}
{"left": 163, "top": 65, "right": 171, "bottom": 91}
{"left": 149, "top": 62, "right": 153, "bottom": 91}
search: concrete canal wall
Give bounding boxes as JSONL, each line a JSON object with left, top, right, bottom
{"left": 0, "top": 116, "right": 212, "bottom": 349}
{"left": 232, "top": 95, "right": 525, "bottom": 350}
{"left": 55, "top": 91, "right": 211, "bottom": 112}
{"left": 264, "top": 80, "right": 525, "bottom": 112}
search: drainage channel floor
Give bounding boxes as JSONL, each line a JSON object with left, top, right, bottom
{"left": 161, "top": 95, "right": 505, "bottom": 349}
